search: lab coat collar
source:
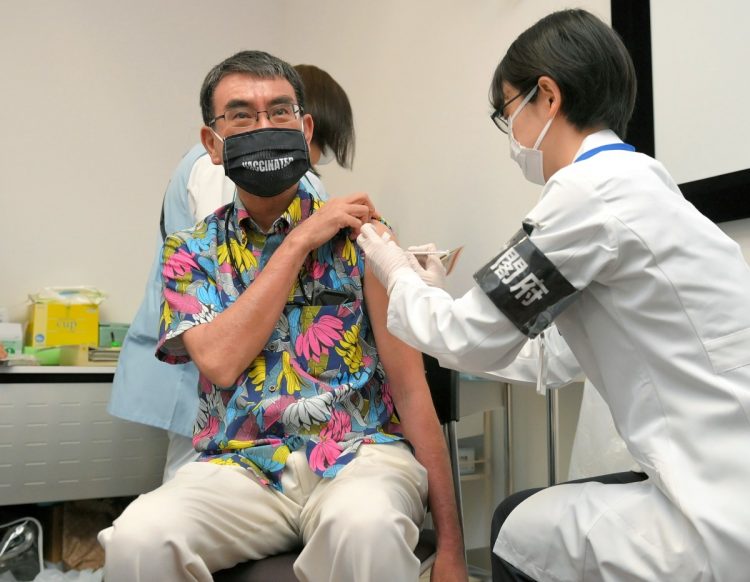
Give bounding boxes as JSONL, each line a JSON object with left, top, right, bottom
{"left": 539, "top": 129, "right": 622, "bottom": 201}
{"left": 572, "top": 129, "right": 623, "bottom": 162}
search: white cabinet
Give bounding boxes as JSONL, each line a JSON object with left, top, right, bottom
{"left": 0, "top": 367, "right": 167, "bottom": 506}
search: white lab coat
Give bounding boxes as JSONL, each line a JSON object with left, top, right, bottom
{"left": 480, "top": 329, "right": 638, "bottom": 481}
{"left": 386, "top": 130, "right": 750, "bottom": 581}
{"left": 568, "top": 379, "right": 640, "bottom": 480}
{"left": 462, "top": 325, "right": 582, "bottom": 388}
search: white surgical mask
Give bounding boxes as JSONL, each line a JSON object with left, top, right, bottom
{"left": 508, "top": 85, "right": 555, "bottom": 185}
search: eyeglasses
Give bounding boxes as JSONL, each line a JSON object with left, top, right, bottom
{"left": 490, "top": 90, "right": 526, "bottom": 134}
{"left": 209, "top": 103, "right": 303, "bottom": 129}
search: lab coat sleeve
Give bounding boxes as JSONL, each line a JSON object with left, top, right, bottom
{"left": 463, "top": 325, "right": 584, "bottom": 388}
{"left": 524, "top": 170, "right": 619, "bottom": 291}
{"left": 387, "top": 269, "right": 529, "bottom": 373}
{"left": 387, "top": 168, "right": 617, "bottom": 377}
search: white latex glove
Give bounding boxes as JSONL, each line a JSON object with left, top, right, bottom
{"left": 357, "top": 223, "right": 413, "bottom": 294}
{"left": 406, "top": 243, "right": 447, "bottom": 289}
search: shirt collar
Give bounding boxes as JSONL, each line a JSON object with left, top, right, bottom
{"left": 231, "top": 177, "right": 320, "bottom": 235}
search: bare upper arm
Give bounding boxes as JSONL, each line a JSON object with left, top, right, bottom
{"left": 361, "top": 223, "right": 427, "bottom": 404}
{"left": 367, "top": 219, "right": 392, "bottom": 239}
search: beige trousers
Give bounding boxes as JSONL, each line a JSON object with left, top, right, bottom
{"left": 98, "top": 443, "right": 428, "bottom": 582}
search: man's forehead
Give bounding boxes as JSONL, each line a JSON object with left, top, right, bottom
{"left": 214, "top": 73, "right": 296, "bottom": 106}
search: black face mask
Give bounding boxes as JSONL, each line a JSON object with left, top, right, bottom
{"left": 221, "top": 127, "right": 311, "bottom": 198}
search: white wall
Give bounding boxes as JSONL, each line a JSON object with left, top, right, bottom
{"left": 0, "top": 0, "right": 610, "bottom": 324}
{"left": 1, "top": 1, "right": 277, "bottom": 322}
{"left": 651, "top": 0, "right": 750, "bottom": 183}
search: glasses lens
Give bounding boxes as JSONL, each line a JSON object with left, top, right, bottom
{"left": 222, "top": 104, "right": 300, "bottom": 129}
{"left": 268, "top": 104, "right": 298, "bottom": 124}
{"left": 492, "top": 112, "right": 509, "bottom": 134}
{"left": 225, "top": 107, "right": 256, "bottom": 128}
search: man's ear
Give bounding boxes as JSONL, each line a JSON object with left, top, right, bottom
{"left": 302, "top": 113, "right": 314, "bottom": 147}
{"left": 537, "top": 75, "right": 562, "bottom": 118}
{"left": 200, "top": 125, "right": 224, "bottom": 165}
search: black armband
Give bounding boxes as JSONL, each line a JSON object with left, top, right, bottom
{"left": 473, "top": 229, "right": 579, "bottom": 338}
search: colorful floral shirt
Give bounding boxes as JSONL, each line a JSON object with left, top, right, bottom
{"left": 156, "top": 182, "right": 404, "bottom": 489}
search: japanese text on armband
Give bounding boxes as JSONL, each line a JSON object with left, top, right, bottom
{"left": 473, "top": 229, "right": 578, "bottom": 338}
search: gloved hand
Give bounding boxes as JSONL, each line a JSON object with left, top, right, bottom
{"left": 357, "top": 223, "right": 413, "bottom": 294}
{"left": 406, "top": 243, "right": 447, "bottom": 289}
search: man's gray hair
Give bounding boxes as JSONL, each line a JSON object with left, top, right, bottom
{"left": 199, "top": 50, "right": 305, "bottom": 125}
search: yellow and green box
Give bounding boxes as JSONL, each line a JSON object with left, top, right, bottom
{"left": 27, "top": 302, "right": 100, "bottom": 348}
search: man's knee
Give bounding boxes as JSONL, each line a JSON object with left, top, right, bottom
{"left": 102, "top": 516, "right": 170, "bottom": 560}
{"left": 100, "top": 499, "right": 195, "bottom": 566}
{"left": 329, "top": 502, "right": 417, "bottom": 544}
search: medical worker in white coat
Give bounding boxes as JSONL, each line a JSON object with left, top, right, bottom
{"left": 358, "top": 9, "right": 750, "bottom": 582}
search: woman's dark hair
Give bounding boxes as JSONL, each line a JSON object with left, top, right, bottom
{"left": 490, "top": 9, "right": 636, "bottom": 138}
{"left": 294, "top": 64, "right": 355, "bottom": 168}
{"left": 200, "top": 50, "right": 305, "bottom": 126}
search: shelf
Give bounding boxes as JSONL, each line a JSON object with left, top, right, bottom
{"left": 459, "top": 473, "right": 485, "bottom": 482}
{"left": 0, "top": 365, "right": 116, "bottom": 374}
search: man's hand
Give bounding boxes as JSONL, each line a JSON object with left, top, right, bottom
{"left": 287, "top": 192, "right": 378, "bottom": 252}
{"left": 430, "top": 546, "right": 469, "bottom": 582}
{"left": 406, "top": 243, "right": 447, "bottom": 289}
{"left": 357, "top": 223, "right": 413, "bottom": 294}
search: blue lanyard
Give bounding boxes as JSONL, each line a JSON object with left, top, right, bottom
{"left": 574, "top": 142, "right": 635, "bottom": 163}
